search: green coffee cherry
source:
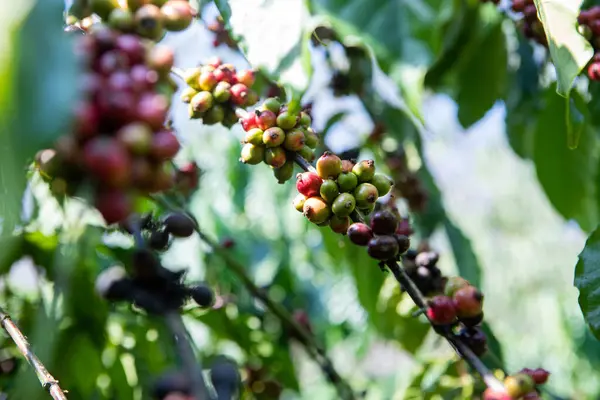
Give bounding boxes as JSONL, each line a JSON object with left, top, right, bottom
{"left": 213, "top": 81, "right": 231, "bottom": 103}
{"left": 161, "top": 0, "right": 194, "bottom": 32}
{"left": 337, "top": 172, "right": 358, "bottom": 193}
{"left": 304, "top": 128, "right": 319, "bottom": 149}
{"left": 299, "top": 112, "right": 311, "bottom": 127}
{"left": 298, "top": 146, "right": 315, "bottom": 162}
{"left": 191, "top": 91, "right": 213, "bottom": 113}
{"left": 240, "top": 143, "right": 264, "bottom": 165}
{"left": 354, "top": 183, "right": 378, "bottom": 209}
{"left": 371, "top": 173, "right": 393, "bottom": 197}
{"left": 303, "top": 197, "right": 331, "bottom": 224}
{"left": 198, "top": 71, "right": 217, "bottom": 91}
{"left": 331, "top": 193, "right": 356, "bottom": 217}
{"left": 444, "top": 277, "right": 470, "bottom": 297}
{"left": 316, "top": 152, "right": 342, "bottom": 179}
{"left": 276, "top": 111, "right": 298, "bottom": 130}
{"left": 263, "top": 97, "right": 281, "bottom": 113}
{"left": 134, "top": 4, "right": 164, "bottom": 40}
{"left": 91, "top": 0, "right": 120, "bottom": 20}
{"left": 203, "top": 104, "right": 225, "bottom": 124}
{"left": 244, "top": 128, "right": 264, "bottom": 146}
{"left": 329, "top": 215, "right": 350, "bottom": 234}
{"left": 108, "top": 8, "right": 135, "bottom": 31}
{"left": 264, "top": 147, "right": 287, "bottom": 168}
{"left": 274, "top": 160, "right": 294, "bottom": 184}
{"left": 352, "top": 160, "right": 376, "bottom": 183}
{"left": 184, "top": 68, "right": 202, "bottom": 90}
{"left": 283, "top": 130, "right": 305, "bottom": 152}
{"left": 263, "top": 127, "right": 286, "bottom": 148}
{"left": 293, "top": 194, "right": 306, "bottom": 212}
{"left": 319, "top": 180, "right": 340, "bottom": 204}
{"left": 180, "top": 87, "right": 198, "bottom": 103}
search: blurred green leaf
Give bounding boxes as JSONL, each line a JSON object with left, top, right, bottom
{"left": 575, "top": 226, "right": 600, "bottom": 340}
{"left": 443, "top": 217, "right": 481, "bottom": 287}
{"left": 533, "top": 0, "right": 593, "bottom": 97}
{"left": 533, "top": 87, "right": 599, "bottom": 232}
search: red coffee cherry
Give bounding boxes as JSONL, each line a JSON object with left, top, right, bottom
{"left": 296, "top": 172, "right": 323, "bottom": 198}
{"left": 347, "top": 223, "right": 373, "bottom": 246}
{"left": 453, "top": 286, "right": 484, "bottom": 318}
{"left": 426, "top": 295, "right": 457, "bottom": 325}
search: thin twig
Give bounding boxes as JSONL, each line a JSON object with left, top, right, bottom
{"left": 164, "top": 312, "right": 213, "bottom": 400}
{"left": 0, "top": 307, "right": 68, "bottom": 400}
{"left": 170, "top": 67, "right": 186, "bottom": 81}
{"left": 293, "top": 153, "right": 318, "bottom": 174}
{"left": 385, "top": 261, "right": 506, "bottom": 393}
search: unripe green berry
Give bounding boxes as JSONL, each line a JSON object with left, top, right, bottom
{"left": 108, "top": 8, "right": 135, "bottom": 31}
{"left": 191, "top": 91, "right": 213, "bottom": 113}
{"left": 303, "top": 197, "right": 331, "bottom": 224}
{"left": 245, "top": 90, "right": 259, "bottom": 107}
{"left": 320, "top": 180, "right": 339, "bottom": 204}
{"left": 274, "top": 160, "right": 294, "bottom": 184}
{"left": 203, "top": 104, "right": 225, "bottom": 124}
{"left": 316, "top": 152, "right": 343, "bottom": 179}
{"left": 331, "top": 193, "right": 356, "bottom": 217}
{"left": 293, "top": 194, "right": 306, "bottom": 212}
{"left": 91, "top": 0, "right": 120, "bottom": 20}
{"left": 444, "top": 276, "right": 470, "bottom": 297}
{"left": 244, "top": 128, "right": 264, "bottom": 146}
{"left": 304, "top": 128, "right": 319, "bottom": 149}
{"left": 358, "top": 203, "right": 375, "bottom": 214}
{"left": 352, "top": 160, "right": 376, "bottom": 182}
{"left": 184, "top": 68, "right": 202, "bottom": 90}
{"left": 298, "top": 146, "right": 315, "bottom": 162}
{"left": 222, "top": 109, "right": 239, "bottom": 128}
{"left": 337, "top": 172, "right": 358, "bottom": 192}
{"left": 263, "top": 98, "right": 281, "bottom": 113}
{"left": 329, "top": 215, "right": 351, "bottom": 234}
{"left": 371, "top": 173, "right": 393, "bottom": 197}
{"left": 135, "top": 4, "right": 164, "bottom": 40}
{"left": 283, "top": 129, "right": 305, "bottom": 152}
{"left": 504, "top": 374, "right": 535, "bottom": 399}
{"left": 263, "top": 127, "right": 286, "bottom": 148}
{"left": 212, "top": 81, "right": 231, "bottom": 103}
{"left": 276, "top": 111, "right": 298, "bottom": 130}
{"left": 354, "top": 183, "right": 378, "bottom": 209}
{"left": 264, "top": 147, "right": 287, "bottom": 168}
{"left": 240, "top": 143, "right": 264, "bottom": 165}
{"left": 299, "top": 111, "right": 311, "bottom": 127}
{"left": 160, "top": 0, "right": 194, "bottom": 32}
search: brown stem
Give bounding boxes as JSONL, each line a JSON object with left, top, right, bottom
{"left": 0, "top": 307, "right": 68, "bottom": 400}
{"left": 293, "top": 153, "right": 317, "bottom": 174}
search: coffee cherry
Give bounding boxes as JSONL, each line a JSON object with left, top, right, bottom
{"left": 297, "top": 146, "right": 315, "bottom": 162}
{"left": 244, "top": 128, "right": 264, "bottom": 146}
{"left": 395, "top": 234, "right": 410, "bottom": 254}
{"left": 151, "top": 129, "right": 180, "bottom": 160}
{"left": 337, "top": 171, "right": 358, "bottom": 192}
{"left": 316, "top": 152, "right": 343, "bottom": 179}
{"left": 184, "top": 68, "right": 201, "bottom": 90}
{"left": 153, "top": 371, "right": 191, "bottom": 399}
{"left": 293, "top": 194, "right": 306, "bottom": 212}
{"left": 283, "top": 129, "right": 305, "bottom": 152}
{"left": 198, "top": 71, "right": 217, "bottom": 91}
{"left": 212, "top": 81, "right": 231, "bottom": 102}
{"left": 304, "top": 128, "right": 319, "bottom": 149}
{"left": 136, "top": 93, "right": 169, "bottom": 130}
{"left": 371, "top": 173, "right": 393, "bottom": 197}
{"left": 370, "top": 210, "right": 398, "bottom": 235}
{"left": 331, "top": 193, "right": 356, "bottom": 217}
{"left": 236, "top": 70, "right": 255, "bottom": 87}
{"left": 240, "top": 112, "right": 258, "bottom": 131}
{"left": 147, "top": 45, "right": 174, "bottom": 76}
{"left": 426, "top": 295, "right": 457, "bottom": 325}
{"left": 189, "top": 284, "right": 214, "bottom": 308}
{"left": 83, "top": 136, "right": 131, "bottom": 187}
{"left": 529, "top": 368, "right": 550, "bottom": 384}
{"left": 263, "top": 97, "right": 281, "bottom": 113}
{"left": 95, "top": 265, "right": 129, "bottom": 300}
{"left": 296, "top": 172, "right": 322, "bottom": 197}
{"left": 347, "top": 223, "right": 373, "bottom": 246}
{"left": 210, "top": 359, "right": 240, "bottom": 400}
{"left": 320, "top": 179, "right": 340, "bottom": 203}
{"left": 453, "top": 286, "right": 483, "bottom": 317}
{"left": 230, "top": 83, "right": 249, "bottom": 105}
{"left": 444, "top": 276, "right": 469, "bottom": 297}
{"left": 149, "top": 229, "right": 170, "bottom": 250}
{"left": 367, "top": 235, "right": 399, "bottom": 260}
{"left": 354, "top": 183, "right": 378, "bottom": 209}
{"left": 588, "top": 62, "right": 600, "bottom": 81}
{"left": 240, "top": 143, "right": 264, "bottom": 165}
{"left": 264, "top": 147, "right": 287, "bottom": 168}
{"left": 460, "top": 312, "right": 484, "bottom": 327}
{"left": 299, "top": 111, "right": 311, "bottom": 127}
{"left": 396, "top": 217, "right": 413, "bottom": 236}
{"left": 190, "top": 91, "right": 213, "bottom": 113}
{"left": 276, "top": 111, "right": 298, "bottom": 130}
{"left": 504, "top": 374, "right": 535, "bottom": 399}
{"left": 115, "top": 122, "right": 152, "bottom": 155}
{"left": 95, "top": 189, "right": 132, "bottom": 224}
{"left": 329, "top": 215, "right": 351, "bottom": 234}
{"left": 457, "top": 326, "right": 487, "bottom": 356}
{"left": 91, "top": 0, "right": 120, "bottom": 20}
{"left": 134, "top": 4, "right": 164, "bottom": 40}
{"left": 164, "top": 212, "right": 196, "bottom": 237}
{"left": 341, "top": 159, "right": 355, "bottom": 173}
{"left": 273, "top": 160, "right": 294, "bottom": 184}
{"left": 160, "top": 0, "right": 194, "bottom": 31}
{"left": 352, "top": 160, "right": 375, "bottom": 182}
{"left": 483, "top": 389, "right": 511, "bottom": 400}
{"left": 203, "top": 104, "right": 225, "bottom": 124}
{"left": 303, "top": 197, "right": 331, "bottom": 224}
{"left": 522, "top": 392, "right": 542, "bottom": 400}
{"left": 109, "top": 8, "right": 135, "bottom": 31}
{"left": 256, "top": 110, "right": 277, "bottom": 130}
{"left": 262, "top": 127, "right": 285, "bottom": 148}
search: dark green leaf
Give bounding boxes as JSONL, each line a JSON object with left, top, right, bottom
{"left": 443, "top": 217, "right": 481, "bottom": 287}
{"left": 575, "top": 226, "right": 600, "bottom": 339}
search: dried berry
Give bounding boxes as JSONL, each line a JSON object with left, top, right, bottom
{"left": 370, "top": 210, "right": 398, "bottom": 235}
{"left": 367, "top": 235, "right": 399, "bottom": 260}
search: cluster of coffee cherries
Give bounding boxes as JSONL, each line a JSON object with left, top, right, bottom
{"left": 577, "top": 7, "right": 600, "bottom": 80}
{"left": 207, "top": 15, "right": 237, "bottom": 48}
{"left": 69, "top": 0, "right": 196, "bottom": 40}
{"left": 402, "top": 247, "right": 446, "bottom": 297}
{"left": 509, "top": 0, "right": 547, "bottom": 46}
{"left": 240, "top": 98, "right": 319, "bottom": 183}
{"left": 484, "top": 368, "right": 550, "bottom": 399}
{"left": 35, "top": 27, "right": 181, "bottom": 224}
{"left": 346, "top": 209, "right": 410, "bottom": 261}
{"left": 152, "top": 357, "right": 240, "bottom": 400}
{"left": 293, "top": 154, "right": 393, "bottom": 233}
{"left": 180, "top": 58, "right": 258, "bottom": 127}
{"left": 97, "top": 212, "right": 215, "bottom": 313}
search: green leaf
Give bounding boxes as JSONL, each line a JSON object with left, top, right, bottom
{"left": 456, "top": 21, "right": 508, "bottom": 128}
{"left": 533, "top": 0, "right": 593, "bottom": 96}
{"left": 443, "top": 217, "right": 481, "bottom": 287}
{"left": 574, "top": 226, "right": 600, "bottom": 339}
{"left": 532, "top": 87, "right": 599, "bottom": 231}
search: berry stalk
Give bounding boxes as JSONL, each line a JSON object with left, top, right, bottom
{"left": 0, "top": 307, "right": 68, "bottom": 400}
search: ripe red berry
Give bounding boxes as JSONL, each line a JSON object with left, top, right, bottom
{"left": 296, "top": 172, "right": 323, "bottom": 198}
{"left": 73, "top": 103, "right": 99, "bottom": 139}
{"left": 482, "top": 389, "right": 511, "bottom": 400}
{"left": 453, "top": 286, "right": 484, "bottom": 318}
{"left": 230, "top": 83, "right": 249, "bottom": 105}
{"left": 588, "top": 62, "right": 600, "bottom": 81}
{"left": 426, "top": 295, "right": 457, "bottom": 325}
{"left": 137, "top": 93, "right": 169, "bottom": 130}
{"left": 83, "top": 137, "right": 131, "bottom": 187}
{"left": 235, "top": 70, "right": 255, "bottom": 87}
{"left": 241, "top": 113, "right": 258, "bottom": 131}
{"left": 256, "top": 110, "right": 277, "bottom": 130}
{"left": 130, "top": 64, "right": 159, "bottom": 92}
{"left": 95, "top": 189, "right": 132, "bottom": 224}
{"left": 114, "top": 34, "right": 145, "bottom": 64}
{"left": 530, "top": 368, "right": 550, "bottom": 384}
{"left": 151, "top": 130, "right": 181, "bottom": 160}
{"left": 347, "top": 223, "right": 373, "bottom": 246}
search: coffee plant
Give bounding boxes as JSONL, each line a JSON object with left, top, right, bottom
{"left": 3, "top": 0, "right": 600, "bottom": 398}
